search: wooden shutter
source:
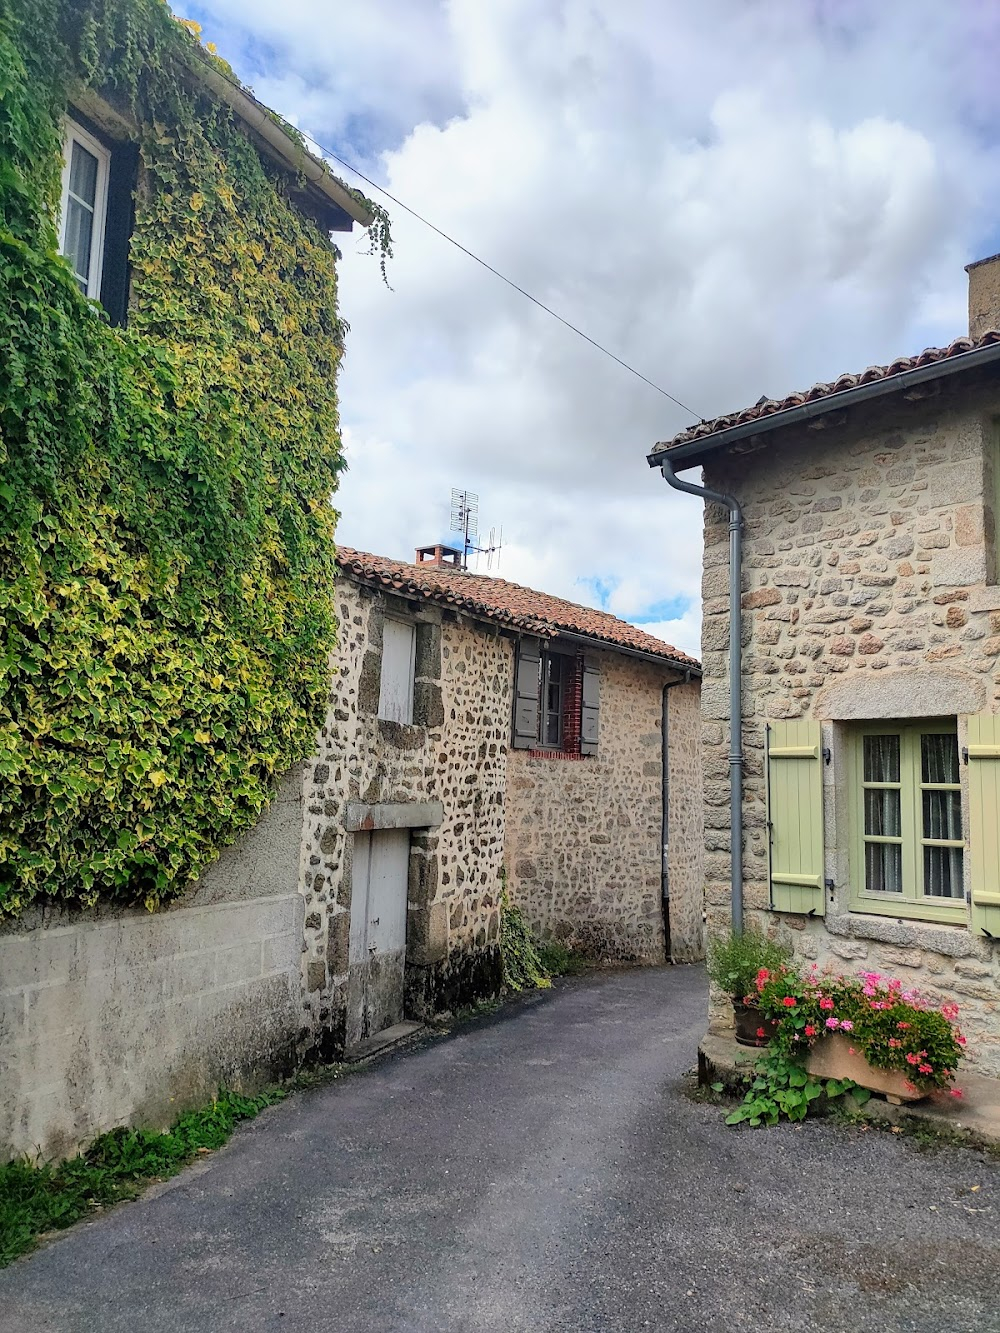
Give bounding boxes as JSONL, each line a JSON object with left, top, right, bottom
{"left": 580, "top": 658, "right": 600, "bottom": 756}
{"left": 966, "top": 713, "right": 1000, "bottom": 936}
{"left": 767, "top": 719, "right": 825, "bottom": 916}
{"left": 99, "top": 140, "right": 138, "bottom": 327}
{"left": 512, "top": 639, "right": 541, "bottom": 749}
{"left": 378, "top": 620, "right": 416, "bottom": 723}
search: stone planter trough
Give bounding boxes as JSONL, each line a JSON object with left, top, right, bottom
{"left": 806, "top": 1033, "right": 926, "bottom": 1105}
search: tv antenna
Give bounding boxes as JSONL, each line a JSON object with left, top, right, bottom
{"left": 448, "top": 489, "right": 504, "bottom": 571}
{"left": 449, "top": 488, "right": 479, "bottom": 568}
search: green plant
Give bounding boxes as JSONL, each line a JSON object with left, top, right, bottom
{"left": 0, "top": 1087, "right": 286, "bottom": 1265}
{"left": 0, "top": 0, "right": 385, "bottom": 918}
{"left": 498, "top": 891, "right": 551, "bottom": 992}
{"left": 536, "top": 939, "right": 588, "bottom": 977}
{"left": 705, "top": 926, "right": 792, "bottom": 1001}
{"left": 724, "top": 1049, "right": 865, "bottom": 1127}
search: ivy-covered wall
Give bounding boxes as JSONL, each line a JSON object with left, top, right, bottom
{"left": 0, "top": 0, "right": 359, "bottom": 917}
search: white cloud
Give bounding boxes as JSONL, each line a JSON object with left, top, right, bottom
{"left": 195, "top": 0, "right": 1000, "bottom": 660}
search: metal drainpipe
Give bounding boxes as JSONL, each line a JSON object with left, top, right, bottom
{"left": 661, "top": 669, "right": 692, "bottom": 962}
{"left": 659, "top": 456, "right": 745, "bottom": 935}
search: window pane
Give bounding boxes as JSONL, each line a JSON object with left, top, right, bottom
{"left": 69, "top": 140, "right": 99, "bottom": 205}
{"left": 924, "top": 845, "right": 964, "bottom": 899}
{"left": 922, "top": 732, "right": 959, "bottom": 785}
{"left": 864, "top": 735, "right": 899, "bottom": 783}
{"left": 922, "top": 788, "right": 962, "bottom": 843}
{"left": 63, "top": 196, "right": 94, "bottom": 288}
{"left": 866, "top": 841, "right": 902, "bottom": 893}
{"left": 865, "top": 787, "right": 901, "bottom": 838}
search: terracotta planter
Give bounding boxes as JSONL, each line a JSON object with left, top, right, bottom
{"left": 805, "top": 1034, "right": 926, "bottom": 1105}
{"left": 733, "top": 1000, "right": 777, "bottom": 1048}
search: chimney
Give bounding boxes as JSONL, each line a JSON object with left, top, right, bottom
{"left": 966, "top": 253, "right": 1000, "bottom": 339}
{"left": 414, "top": 543, "right": 464, "bottom": 569}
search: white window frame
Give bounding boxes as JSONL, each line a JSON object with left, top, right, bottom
{"left": 377, "top": 619, "right": 417, "bottom": 724}
{"left": 59, "top": 117, "right": 111, "bottom": 300}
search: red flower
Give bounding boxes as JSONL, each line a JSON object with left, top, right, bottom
{"left": 804, "top": 1024, "right": 817, "bottom": 1037}
{"left": 905, "top": 1053, "right": 920, "bottom": 1065}
{"left": 918, "top": 1063, "right": 933, "bottom": 1075}
{"left": 888, "top": 1038, "right": 902, "bottom": 1049}
{"left": 897, "top": 1022, "right": 911, "bottom": 1030}
{"left": 819, "top": 997, "right": 834, "bottom": 1011}
{"left": 782, "top": 996, "right": 797, "bottom": 1008}
{"left": 756, "top": 1027, "right": 767, "bottom": 1039}
{"left": 950, "top": 1088, "right": 964, "bottom": 1099}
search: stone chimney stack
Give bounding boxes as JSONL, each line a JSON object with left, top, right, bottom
{"left": 966, "top": 253, "right": 1000, "bottom": 338}
{"left": 414, "top": 543, "right": 464, "bottom": 569}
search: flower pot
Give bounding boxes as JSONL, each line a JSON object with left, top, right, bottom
{"left": 733, "top": 1000, "right": 777, "bottom": 1048}
{"left": 805, "top": 1034, "right": 926, "bottom": 1104}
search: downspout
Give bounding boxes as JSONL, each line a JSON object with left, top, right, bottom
{"left": 659, "top": 456, "right": 745, "bottom": 935}
{"left": 661, "top": 669, "right": 692, "bottom": 962}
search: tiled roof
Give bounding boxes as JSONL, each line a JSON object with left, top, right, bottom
{"left": 335, "top": 548, "right": 699, "bottom": 670}
{"left": 652, "top": 329, "right": 1000, "bottom": 458}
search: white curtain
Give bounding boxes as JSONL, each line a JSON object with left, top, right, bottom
{"left": 922, "top": 734, "right": 963, "bottom": 898}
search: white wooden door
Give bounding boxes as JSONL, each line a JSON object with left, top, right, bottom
{"left": 347, "top": 829, "right": 410, "bottom": 1047}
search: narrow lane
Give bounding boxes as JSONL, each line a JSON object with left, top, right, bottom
{"left": 3, "top": 967, "right": 1000, "bottom": 1332}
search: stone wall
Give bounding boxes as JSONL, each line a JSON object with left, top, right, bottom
{"left": 505, "top": 654, "right": 703, "bottom": 964}
{"left": 298, "top": 580, "right": 512, "bottom": 1050}
{"left": 0, "top": 770, "right": 305, "bottom": 1160}
{"left": 701, "top": 375, "right": 1000, "bottom": 1073}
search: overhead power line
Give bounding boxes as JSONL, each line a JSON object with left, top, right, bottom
{"left": 211, "top": 60, "right": 703, "bottom": 421}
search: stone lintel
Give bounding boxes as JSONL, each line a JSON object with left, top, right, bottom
{"left": 343, "top": 800, "right": 444, "bottom": 833}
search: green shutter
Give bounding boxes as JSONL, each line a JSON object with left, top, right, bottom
{"left": 966, "top": 713, "right": 1000, "bottom": 937}
{"left": 511, "top": 638, "right": 541, "bottom": 749}
{"left": 767, "top": 719, "right": 825, "bottom": 916}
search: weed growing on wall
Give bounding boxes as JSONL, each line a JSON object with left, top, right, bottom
{"left": 499, "top": 891, "right": 551, "bottom": 992}
{"left": 0, "top": 0, "right": 385, "bottom": 916}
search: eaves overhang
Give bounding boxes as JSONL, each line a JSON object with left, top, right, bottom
{"left": 647, "top": 338, "right": 1000, "bottom": 471}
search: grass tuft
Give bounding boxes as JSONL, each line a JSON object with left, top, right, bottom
{"left": 0, "top": 1087, "right": 286, "bottom": 1267}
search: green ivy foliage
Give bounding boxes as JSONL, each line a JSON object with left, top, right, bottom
{"left": 0, "top": 0, "right": 367, "bottom": 916}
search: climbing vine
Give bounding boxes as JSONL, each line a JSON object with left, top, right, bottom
{"left": 0, "top": 0, "right": 384, "bottom": 916}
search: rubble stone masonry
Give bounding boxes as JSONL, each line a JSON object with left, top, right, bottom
{"left": 505, "top": 656, "right": 703, "bottom": 964}
{"left": 701, "top": 375, "right": 1000, "bottom": 1074}
{"left": 298, "top": 580, "right": 511, "bottom": 1053}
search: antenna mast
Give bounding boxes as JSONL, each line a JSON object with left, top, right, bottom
{"left": 449, "top": 488, "right": 503, "bottom": 571}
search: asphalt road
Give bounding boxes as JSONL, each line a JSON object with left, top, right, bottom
{"left": 4, "top": 965, "right": 1000, "bottom": 1332}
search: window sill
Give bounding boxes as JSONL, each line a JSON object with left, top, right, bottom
{"left": 823, "top": 906, "right": 988, "bottom": 962}
{"left": 523, "top": 748, "right": 592, "bottom": 761}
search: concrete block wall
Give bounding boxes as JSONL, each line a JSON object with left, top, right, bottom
{"left": 1, "top": 770, "right": 305, "bottom": 1160}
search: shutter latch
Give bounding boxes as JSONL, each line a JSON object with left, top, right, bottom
{"left": 822, "top": 746, "right": 832, "bottom": 765}
{"left": 962, "top": 746, "right": 969, "bottom": 765}
{"left": 826, "top": 878, "right": 835, "bottom": 901}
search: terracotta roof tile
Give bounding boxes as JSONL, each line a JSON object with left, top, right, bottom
{"left": 653, "top": 329, "right": 1000, "bottom": 457}
{"left": 335, "top": 548, "right": 699, "bottom": 671}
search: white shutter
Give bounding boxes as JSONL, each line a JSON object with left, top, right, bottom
{"left": 378, "top": 619, "right": 416, "bottom": 723}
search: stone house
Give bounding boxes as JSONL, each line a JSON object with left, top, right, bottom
{"left": 649, "top": 256, "right": 1000, "bottom": 1077}
{"left": 0, "top": 3, "right": 373, "bottom": 1159}
{"left": 300, "top": 545, "right": 704, "bottom": 1053}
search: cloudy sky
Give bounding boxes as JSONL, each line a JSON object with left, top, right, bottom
{"left": 190, "top": 0, "right": 1000, "bottom": 657}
